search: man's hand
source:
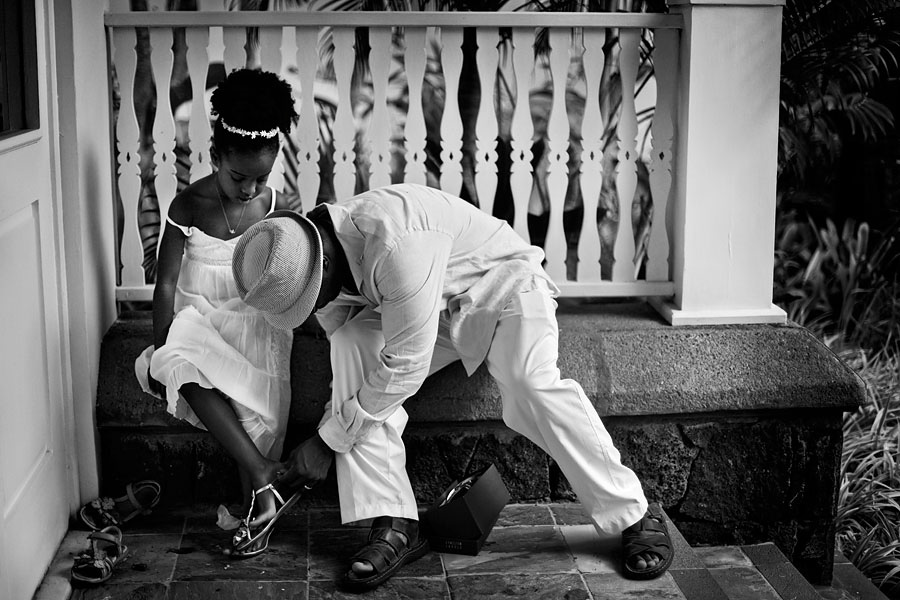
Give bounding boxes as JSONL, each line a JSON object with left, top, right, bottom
{"left": 278, "top": 434, "right": 334, "bottom": 490}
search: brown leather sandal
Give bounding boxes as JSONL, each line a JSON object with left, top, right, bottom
{"left": 622, "top": 502, "right": 674, "bottom": 580}
{"left": 342, "top": 516, "right": 430, "bottom": 591}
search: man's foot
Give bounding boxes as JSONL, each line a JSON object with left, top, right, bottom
{"left": 342, "top": 516, "right": 430, "bottom": 591}
{"left": 621, "top": 503, "right": 674, "bottom": 580}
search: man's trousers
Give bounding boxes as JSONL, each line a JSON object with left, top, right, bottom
{"left": 326, "top": 281, "right": 648, "bottom": 535}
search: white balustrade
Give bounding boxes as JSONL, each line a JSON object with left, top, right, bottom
{"left": 438, "top": 27, "right": 464, "bottom": 197}
{"left": 111, "top": 27, "right": 144, "bottom": 298}
{"left": 149, "top": 27, "right": 178, "bottom": 247}
{"left": 403, "top": 27, "right": 428, "bottom": 186}
{"left": 103, "top": 9, "right": 773, "bottom": 324}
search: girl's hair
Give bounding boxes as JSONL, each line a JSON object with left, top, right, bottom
{"left": 210, "top": 68, "right": 298, "bottom": 155}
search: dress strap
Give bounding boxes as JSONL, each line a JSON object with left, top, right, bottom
{"left": 266, "top": 186, "right": 277, "bottom": 215}
{"left": 165, "top": 215, "right": 192, "bottom": 236}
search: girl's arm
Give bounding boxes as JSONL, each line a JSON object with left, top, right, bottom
{"left": 152, "top": 203, "right": 189, "bottom": 349}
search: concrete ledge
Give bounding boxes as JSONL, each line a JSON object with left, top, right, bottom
{"left": 98, "top": 304, "right": 863, "bottom": 427}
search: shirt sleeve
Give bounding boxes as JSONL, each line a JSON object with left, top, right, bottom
{"left": 318, "top": 230, "right": 452, "bottom": 453}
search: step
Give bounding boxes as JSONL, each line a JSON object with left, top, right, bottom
{"left": 37, "top": 502, "right": 886, "bottom": 600}
{"left": 94, "top": 304, "right": 865, "bottom": 584}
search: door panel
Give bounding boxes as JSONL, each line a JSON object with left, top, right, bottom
{"left": 0, "top": 0, "right": 71, "bottom": 597}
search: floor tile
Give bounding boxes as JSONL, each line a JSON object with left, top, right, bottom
{"left": 441, "top": 526, "right": 576, "bottom": 575}
{"left": 550, "top": 504, "right": 592, "bottom": 526}
{"left": 306, "top": 507, "right": 346, "bottom": 530}
{"left": 740, "top": 542, "right": 788, "bottom": 566}
{"left": 583, "top": 572, "right": 687, "bottom": 599}
{"left": 168, "top": 580, "right": 308, "bottom": 599}
{"left": 558, "top": 524, "right": 619, "bottom": 574}
{"left": 309, "top": 577, "right": 449, "bottom": 599}
{"left": 106, "top": 533, "right": 181, "bottom": 584}
{"left": 308, "top": 528, "right": 443, "bottom": 582}
{"left": 668, "top": 569, "right": 729, "bottom": 600}
{"left": 495, "top": 504, "right": 554, "bottom": 527}
{"left": 831, "top": 561, "right": 893, "bottom": 600}
{"left": 171, "top": 531, "right": 307, "bottom": 582}
{"left": 753, "top": 561, "right": 824, "bottom": 600}
{"left": 667, "top": 521, "right": 705, "bottom": 571}
{"left": 448, "top": 572, "right": 590, "bottom": 600}
{"left": 707, "top": 565, "right": 782, "bottom": 600}
{"left": 69, "top": 582, "right": 168, "bottom": 599}
{"left": 695, "top": 546, "right": 753, "bottom": 568}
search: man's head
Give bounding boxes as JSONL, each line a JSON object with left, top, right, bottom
{"left": 232, "top": 210, "right": 323, "bottom": 330}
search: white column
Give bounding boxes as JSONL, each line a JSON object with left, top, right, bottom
{"left": 651, "top": 0, "right": 787, "bottom": 325}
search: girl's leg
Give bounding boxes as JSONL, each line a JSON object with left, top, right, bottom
{"left": 179, "top": 383, "right": 282, "bottom": 528}
{"left": 238, "top": 467, "right": 252, "bottom": 515}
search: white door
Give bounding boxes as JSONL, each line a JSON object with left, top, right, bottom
{"left": 0, "top": 1, "right": 73, "bottom": 598}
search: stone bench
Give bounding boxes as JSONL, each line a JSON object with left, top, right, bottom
{"left": 95, "top": 302, "right": 863, "bottom": 583}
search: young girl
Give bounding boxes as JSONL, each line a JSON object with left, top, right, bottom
{"left": 135, "top": 68, "right": 299, "bottom": 557}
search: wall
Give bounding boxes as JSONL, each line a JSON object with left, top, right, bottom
{"left": 53, "top": 0, "right": 118, "bottom": 507}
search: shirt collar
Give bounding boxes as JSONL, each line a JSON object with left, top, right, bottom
{"left": 322, "top": 202, "right": 366, "bottom": 295}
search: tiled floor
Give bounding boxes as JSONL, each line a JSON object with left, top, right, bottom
{"left": 36, "top": 503, "right": 884, "bottom": 600}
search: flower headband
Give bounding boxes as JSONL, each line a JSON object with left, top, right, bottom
{"left": 219, "top": 118, "right": 279, "bottom": 139}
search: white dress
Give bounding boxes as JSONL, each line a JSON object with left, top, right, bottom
{"left": 135, "top": 192, "right": 292, "bottom": 460}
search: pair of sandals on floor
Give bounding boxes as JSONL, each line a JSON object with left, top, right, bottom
{"left": 72, "top": 480, "right": 162, "bottom": 585}
{"left": 233, "top": 479, "right": 674, "bottom": 591}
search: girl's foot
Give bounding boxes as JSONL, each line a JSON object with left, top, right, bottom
{"left": 247, "top": 461, "right": 285, "bottom": 528}
{"left": 230, "top": 481, "right": 305, "bottom": 558}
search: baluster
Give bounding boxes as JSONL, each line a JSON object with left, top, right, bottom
{"left": 646, "top": 28, "right": 677, "bottom": 281}
{"left": 612, "top": 28, "right": 639, "bottom": 282}
{"left": 112, "top": 27, "right": 144, "bottom": 288}
{"left": 208, "top": 25, "right": 225, "bottom": 68}
{"left": 295, "top": 26, "right": 320, "bottom": 213}
{"left": 475, "top": 28, "right": 499, "bottom": 217}
{"left": 509, "top": 27, "right": 534, "bottom": 243}
{"left": 223, "top": 27, "right": 246, "bottom": 73}
{"left": 543, "top": 28, "right": 570, "bottom": 281}
{"left": 439, "top": 27, "right": 464, "bottom": 196}
{"left": 186, "top": 28, "right": 212, "bottom": 183}
{"left": 578, "top": 28, "right": 605, "bottom": 283}
{"left": 259, "top": 26, "right": 286, "bottom": 192}
{"left": 332, "top": 27, "right": 357, "bottom": 201}
{"left": 367, "top": 27, "right": 393, "bottom": 189}
{"left": 403, "top": 27, "right": 428, "bottom": 185}
{"left": 150, "top": 27, "right": 178, "bottom": 253}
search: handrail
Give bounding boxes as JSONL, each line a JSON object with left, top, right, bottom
{"left": 106, "top": 10, "right": 681, "bottom": 303}
{"left": 104, "top": 10, "right": 683, "bottom": 29}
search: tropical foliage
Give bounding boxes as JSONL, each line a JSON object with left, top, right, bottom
{"left": 776, "top": 2, "right": 900, "bottom": 595}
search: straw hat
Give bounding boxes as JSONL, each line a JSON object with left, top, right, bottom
{"left": 232, "top": 210, "right": 323, "bottom": 330}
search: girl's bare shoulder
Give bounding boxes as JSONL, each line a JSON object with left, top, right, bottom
{"left": 170, "top": 176, "right": 217, "bottom": 225}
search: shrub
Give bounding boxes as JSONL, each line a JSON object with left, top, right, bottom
{"left": 775, "top": 212, "right": 900, "bottom": 596}
{"left": 837, "top": 348, "right": 900, "bottom": 597}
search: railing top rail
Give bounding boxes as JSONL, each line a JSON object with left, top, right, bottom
{"left": 104, "top": 10, "right": 683, "bottom": 29}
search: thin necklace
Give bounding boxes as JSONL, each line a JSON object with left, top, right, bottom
{"left": 216, "top": 180, "right": 247, "bottom": 235}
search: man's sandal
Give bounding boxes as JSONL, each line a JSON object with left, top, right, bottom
{"left": 342, "top": 516, "right": 430, "bottom": 591}
{"left": 229, "top": 482, "right": 308, "bottom": 558}
{"left": 77, "top": 480, "right": 161, "bottom": 531}
{"left": 70, "top": 526, "right": 128, "bottom": 585}
{"left": 621, "top": 502, "right": 674, "bottom": 580}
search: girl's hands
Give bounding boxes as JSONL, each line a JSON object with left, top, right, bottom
{"left": 147, "top": 367, "right": 165, "bottom": 397}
